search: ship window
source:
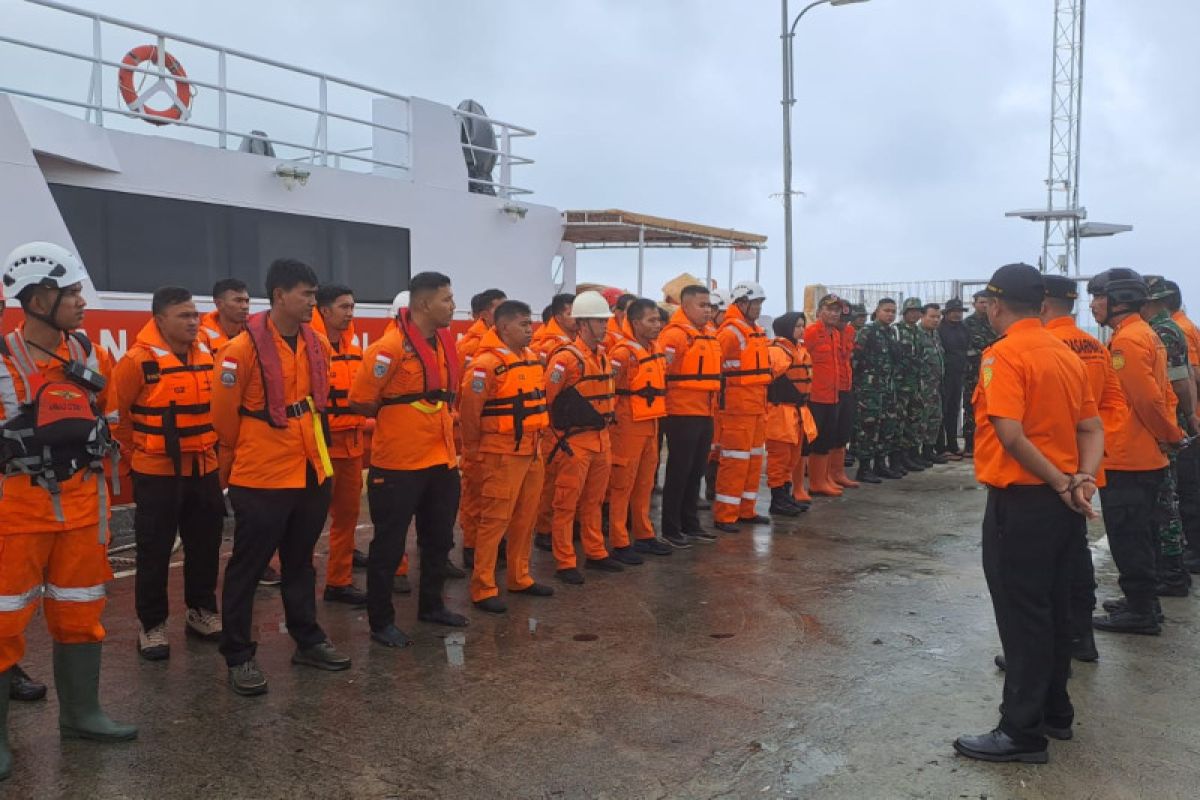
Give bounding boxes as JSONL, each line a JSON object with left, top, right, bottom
{"left": 48, "top": 184, "right": 410, "bottom": 303}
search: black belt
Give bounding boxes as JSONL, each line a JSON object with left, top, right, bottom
{"left": 131, "top": 402, "right": 210, "bottom": 416}
{"left": 239, "top": 401, "right": 310, "bottom": 421}
{"left": 381, "top": 389, "right": 455, "bottom": 406}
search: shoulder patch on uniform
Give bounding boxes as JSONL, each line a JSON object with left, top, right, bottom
{"left": 549, "top": 363, "right": 566, "bottom": 384}
{"left": 219, "top": 357, "right": 238, "bottom": 387}
{"left": 982, "top": 366, "right": 993, "bottom": 388}
{"left": 1111, "top": 353, "right": 1125, "bottom": 371}
{"left": 374, "top": 351, "right": 393, "bottom": 378}
{"left": 471, "top": 369, "right": 486, "bottom": 393}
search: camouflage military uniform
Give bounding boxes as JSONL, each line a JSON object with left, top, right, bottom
{"left": 894, "top": 301, "right": 925, "bottom": 451}
{"left": 851, "top": 319, "right": 899, "bottom": 460}
{"left": 918, "top": 325, "right": 945, "bottom": 448}
{"left": 1148, "top": 309, "right": 1191, "bottom": 564}
{"left": 961, "top": 311, "right": 997, "bottom": 452}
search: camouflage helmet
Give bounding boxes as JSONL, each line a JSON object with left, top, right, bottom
{"left": 1143, "top": 275, "right": 1178, "bottom": 302}
{"left": 901, "top": 297, "right": 923, "bottom": 313}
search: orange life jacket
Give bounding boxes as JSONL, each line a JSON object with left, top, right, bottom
{"left": 719, "top": 310, "right": 772, "bottom": 388}
{"left": 309, "top": 315, "right": 364, "bottom": 433}
{"left": 128, "top": 337, "right": 217, "bottom": 475}
{"left": 240, "top": 311, "right": 329, "bottom": 426}
{"left": 550, "top": 343, "right": 615, "bottom": 429}
{"left": 476, "top": 342, "right": 549, "bottom": 448}
{"left": 610, "top": 327, "right": 667, "bottom": 422}
{"left": 766, "top": 338, "right": 812, "bottom": 406}
{"left": 660, "top": 316, "right": 721, "bottom": 393}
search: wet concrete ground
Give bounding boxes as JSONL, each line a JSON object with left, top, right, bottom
{"left": 5, "top": 462, "right": 1200, "bottom": 799}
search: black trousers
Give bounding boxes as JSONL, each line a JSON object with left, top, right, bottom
{"left": 219, "top": 467, "right": 331, "bottom": 667}
{"left": 133, "top": 469, "right": 225, "bottom": 630}
{"left": 1067, "top": 522, "right": 1097, "bottom": 639}
{"left": 366, "top": 464, "right": 459, "bottom": 631}
{"left": 1178, "top": 445, "right": 1200, "bottom": 558}
{"left": 1100, "top": 469, "right": 1163, "bottom": 613}
{"left": 982, "top": 486, "right": 1078, "bottom": 747}
{"left": 808, "top": 401, "right": 839, "bottom": 454}
{"left": 940, "top": 369, "right": 965, "bottom": 451}
{"left": 661, "top": 415, "right": 713, "bottom": 537}
{"left": 835, "top": 390, "right": 854, "bottom": 449}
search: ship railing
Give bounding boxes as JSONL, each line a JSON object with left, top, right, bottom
{"left": 0, "top": 0, "right": 535, "bottom": 196}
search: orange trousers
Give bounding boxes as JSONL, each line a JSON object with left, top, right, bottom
{"left": 535, "top": 435, "right": 560, "bottom": 534}
{"left": 552, "top": 447, "right": 612, "bottom": 570}
{"left": 458, "top": 453, "right": 483, "bottom": 549}
{"left": 608, "top": 429, "right": 659, "bottom": 548}
{"left": 326, "top": 455, "right": 363, "bottom": 588}
{"left": 766, "top": 439, "right": 803, "bottom": 489}
{"left": 0, "top": 526, "right": 110, "bottom": 673}
{"left": 713, "top": 413, "right": 767, "bottom": 523}
{"left": 470, "top": 451, "right": 545, "bottom": 602}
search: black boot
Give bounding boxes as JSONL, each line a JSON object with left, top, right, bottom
{"left": 769, "top": 487, "right": 801, "bottom": 517}
{"left": 843, "top": 451, "right": 855, "bottom": 468}
{"left": 911, "top": 447, "right": 934, "bottom": 468}
{"left": 1156, "top": 555, "right": 1192, "bottom": 597}
{"left": 902, "top": 449, "right": 927, "bottom": 471}
{"left": 1071, "top": 628, "right": 1099, "bottom": 662}
{"left": 782, "top": 482, "right": 810, "bottom": 512}
{"left": 874, "top": 457, "right": 902, "bottom": 480}
{"left": 8, "top": 665, "right": 46, "bottom": 702}
{"left": 854, "top": 462, "right": 882, "bottom": 484}
{"left": 924, "top": 445, "right": 948, "bottom": 465}
{"left": 888, "top": 453, "right": 909, "bottom": 476}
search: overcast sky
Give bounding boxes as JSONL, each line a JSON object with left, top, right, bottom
{"left": 5, "top": 0, "right": 1198, "bottom": 314}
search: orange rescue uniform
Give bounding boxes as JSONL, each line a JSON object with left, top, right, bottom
{"left": 1103, "top": 314, "right": 1182, "bottom": 472}
{"left": 455, "top": 317, "right": 490, "bottom": 555}
{"left": 531, "top": 317, "right": 574, "bottom": 535}
{"left": 607, "top": 321, "right": 667, "bottom": 548}
{"left": 458, "top": 329, "right": 549, "bottom": 601}
{"left": 545, "top": 337, "right": 614, "bottom": 570}
{"left": 714, "top": 304, "right": 772, "bottom": 523}
{"left": 310, "top": 314, "right": 367, "bottom": 590}
{"left": 200, "top": 310, "right": 239, "bottom": 354}
{"left": 0, "top": 329, "right": 116, "bottom": 673}
{"left": 765, "top": 337, "right": 815, "bottom": 493}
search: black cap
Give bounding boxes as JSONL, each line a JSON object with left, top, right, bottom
{"left": 944, "top": 297, "right": 964, "bottom": 311}
{"left": 1043, "top": 275, "right": 1078, "bottom": 300}
{"left": 981, "top": 263, "right": 1045, "bottom": 305}
{"left": 972, "top": 289, "right": 989, "bottom": 300}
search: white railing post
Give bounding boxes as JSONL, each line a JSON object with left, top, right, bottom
{"left": 500, "top": 126, "right": 512, "bottom": 199}
{"left": 706, "top": 243, "right": 713, "bottom": 287}
{"left": 318, "top": 76, "right": 328, "bottom": 166}
{"left": 218, "top": 49, "right": 227, "bottom": 149}
{"left": 636, "top": 224, "right": 645, "bottom": 296}
{"left": 89, "top": 16, "right": 103, "bottom": 125}
{"left": 755, "top": 248, "right": 761, "bottom": 283}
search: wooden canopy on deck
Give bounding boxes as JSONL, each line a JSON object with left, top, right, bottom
{"left": 562, "top": 209, "right": 767, "bottom": 249}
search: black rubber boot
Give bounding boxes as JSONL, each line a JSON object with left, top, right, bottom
{"left": 782, "top": 482, "right": 810, "bottom": 512}
{"left": 54, "top": 643, "right": 138, "bottom": 742}
{"left": 1156, "top": 555, "right": 1192, "bottom": 597}
{"left": 923, "top": 445, "right": 948, "bottom": 465}
{"left": 769, "top": 487, "right": 801, "bottom": 517}
{"left": 911, "top": 447, "right": 934, "bottom": 468}
{"left": 901, "top": 450, "right": 926, "bottom": 472}
{"left": 1, "top": 670, "right": 11, "bottom": 781}
{"left": 888, "top": 453, "right": 909, "bottom": 476}
{"left": 874, "top": 457, "right": 902, "bottom": 480}
{"left": 1071, "top": 628, "right": 1099, "bottom": 662}
{"left": 854, "top": 463, "right": 882, "bottom": 484}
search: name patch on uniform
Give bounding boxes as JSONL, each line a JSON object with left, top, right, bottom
{"left": 374, "top": 352, "right": 393, "bottom": 379}
{"left": 471, "top": 368, "right": 486, "bottom": 393}
{"left": 549, "top": 363, "right": 566, "bottom": 384}
{"left": 220, "top": 358, "right": 238, "bottom": 387}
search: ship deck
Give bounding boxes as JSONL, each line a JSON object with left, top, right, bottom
{"left": 5, "top": 464, "right": 1197, "bottom": 799}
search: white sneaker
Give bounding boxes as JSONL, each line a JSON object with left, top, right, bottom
{"left": 138, "top": 623, "right": 170, "bottom": 661}
{"left": 185, "top": 608, "right": 222, "bottom": 640}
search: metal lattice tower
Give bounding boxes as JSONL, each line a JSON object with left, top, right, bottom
{"left": 1042, "top": 0, "right": 1086, "bottom": 275}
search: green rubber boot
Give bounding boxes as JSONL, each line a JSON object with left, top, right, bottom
{"left": 53, "top": 643, "right": 138, "bottom": 742}
{"left": 1, "top": 670, "right": 12, "bottom": 780}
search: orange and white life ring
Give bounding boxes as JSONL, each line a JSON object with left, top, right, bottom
{"left": 117, "top": 45, "right": 193, "bottom": 125}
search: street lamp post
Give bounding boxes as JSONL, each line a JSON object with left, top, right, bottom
{"left": 781, "top": 0, "right": 870, "bottom": 312}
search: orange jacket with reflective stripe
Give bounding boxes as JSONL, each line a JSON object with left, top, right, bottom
{"left": 717, "top": 304, "right": 772, "bottom": 414}
{"left": 545, "top": 338, "right": 613, "bottom": 452}
{"left": 803, "top": 321, "right": 844, "bottom": 404}
{"left": 457, "top": 318, "right": 489, "bottom": 368}
{"left": 458, "top": 329, "right": 548, "bottom": 456}
{"left": 200, "top": 310, "right": 241, "bottom": 355}
{"left": 531, "top": 317, "right": 573, "bottom": 367}
{"left": 211, "top": 318, "right": 332, "bottom": 489}
{"left": 310, "top": 315, "right": 365, "bottom": 459}
{"left": 658, "top": 309, "right": 721, "bottom": 417}
{"left": 113, "top": 320, "right": 218, "bottom": 477}
{"left": 609, "top": 322, "right": 667, "bottom": 432}
{"left": 765, "top": 339, "right": 815, "bottom": 444}
{"left": 0, "top": 328, "right": 117, "bottom": 534}
{"left": 350, "top": 325, "right": 457, "bottom": 471}
{"left": 1104, "top": 314, "right": 1181, "bottom": 472}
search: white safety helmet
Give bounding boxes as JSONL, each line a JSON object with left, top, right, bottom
{"left": 730, "top": 280, "right": 767, "bottom": 303}
{"left": 709, "top": 289, "right": 729, "bottom": 310}
{"left": 2, "top": 241, "right": 88, "bottom": 300}
{"left": 571, "top": 290, "right": 613, "bottom": 320}
{"left": 389, "top": 290, "right": 410, "bottom": 317}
